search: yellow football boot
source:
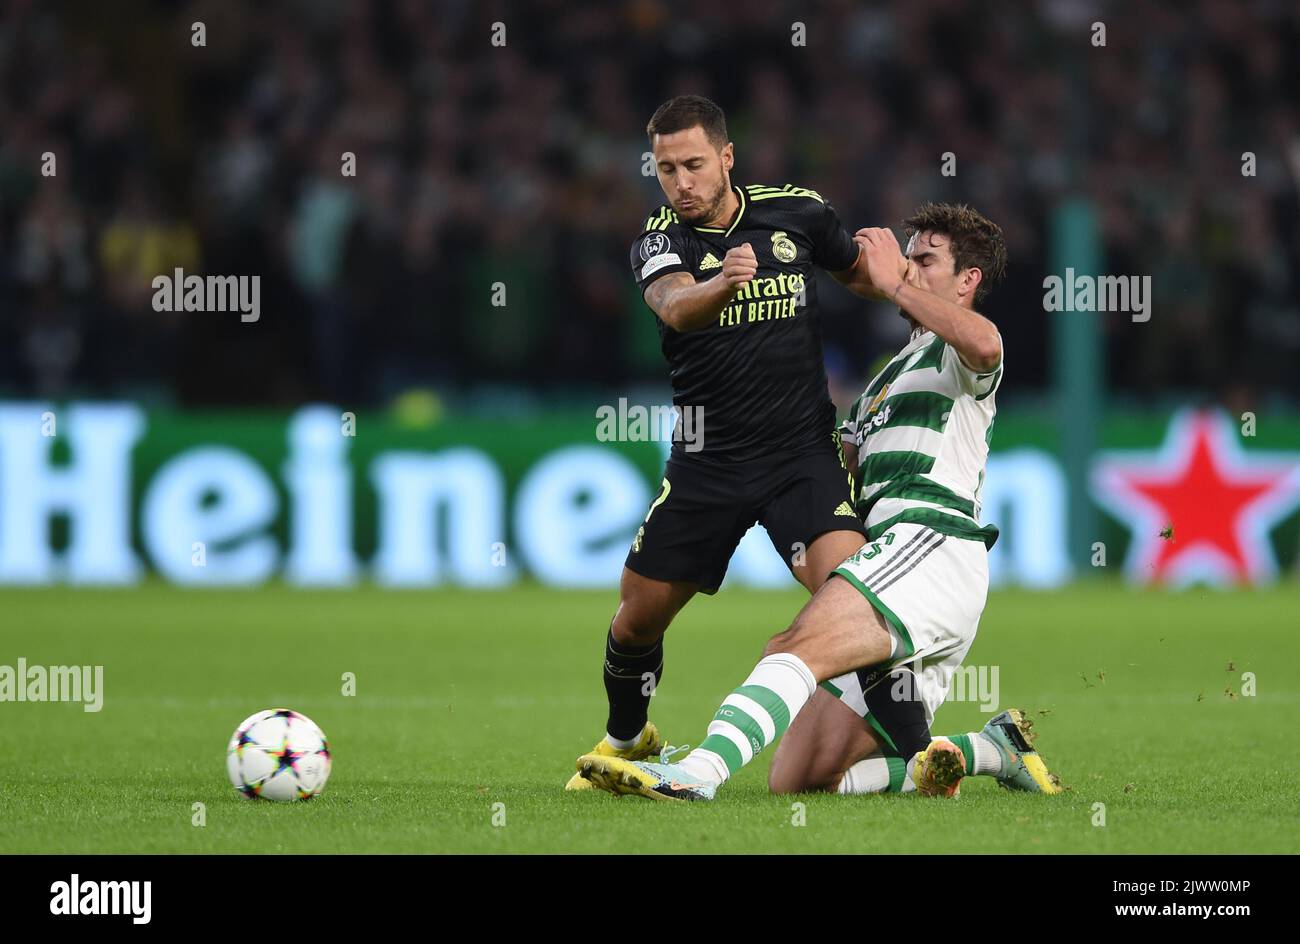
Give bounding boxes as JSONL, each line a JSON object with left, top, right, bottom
{"left": 982, "top": 708, "right": 1063, "bottom": 794}
{"left": 575, "top": 752, "right": 716, "bottom": 802}
{"left": 564, "top": 722, "right": 666, "bottom": 791}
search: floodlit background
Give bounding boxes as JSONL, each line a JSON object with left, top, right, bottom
{"left": 2, "top": 0, "right": 1298, "bottom": 589}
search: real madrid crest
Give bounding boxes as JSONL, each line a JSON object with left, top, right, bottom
{"left": 771, "top": 231, "right": 797, "bottom": 263}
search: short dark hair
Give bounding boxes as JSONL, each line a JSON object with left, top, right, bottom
{"left": 903, "top": 202, "right": 1007, "bottom": 303}
{"left": 646, "top": 95, "right": 728, "bottom": 148}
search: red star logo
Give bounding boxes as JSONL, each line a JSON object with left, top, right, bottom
{"left": 1093, "top": 411, "right": 1300, "bottom": 586}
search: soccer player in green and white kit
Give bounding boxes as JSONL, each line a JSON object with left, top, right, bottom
{"left": 578, "top": 203, "right": 1062, "bottom": 800}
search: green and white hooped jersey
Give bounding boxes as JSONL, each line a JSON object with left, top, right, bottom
{"left": 839, "top": 328, "right": 1001, "bottom": 549}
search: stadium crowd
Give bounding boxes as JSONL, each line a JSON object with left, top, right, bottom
{"left": 1, "top": 0, "right": 1297, "bottom": 409}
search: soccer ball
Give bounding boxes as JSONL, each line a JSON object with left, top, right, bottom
{"left": 226, "top": 708, "right": 331, "bottom": 801}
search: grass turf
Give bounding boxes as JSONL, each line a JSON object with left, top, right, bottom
{"left": 1, "top": 582, "right": 1297, "bottom": 854}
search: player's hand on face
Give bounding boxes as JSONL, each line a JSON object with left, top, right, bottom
{"left": 855, "top": 228, "right": 908, "bottom": 293}
{"left": 722, "top": 242, "right": 758, "bottom": 287}
{"left": 904, "top": 258, "right": 920, "bottom": 287}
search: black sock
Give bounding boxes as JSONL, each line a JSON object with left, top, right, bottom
{"left": 603, "top": 628, "right": 663, "bottom": 742}
{"left": 859, "top": 665, "right": 931, "bottom": 758}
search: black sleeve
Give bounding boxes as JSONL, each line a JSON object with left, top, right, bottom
{"left": 629, "top": 222, "right": 695, "bottom": 292}
{"left": 811, "top": 200, "right": 860, "bottom": 273}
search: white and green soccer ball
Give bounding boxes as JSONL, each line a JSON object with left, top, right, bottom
{"left": 226, "top": 708, "right": 332, "bottom": 801}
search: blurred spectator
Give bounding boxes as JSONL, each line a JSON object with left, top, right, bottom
{"left": 0, "top": 0, "right": 1296, "bottom": 408}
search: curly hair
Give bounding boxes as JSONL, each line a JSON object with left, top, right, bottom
{"left": 903, "top": 203, "right": 1008, "bottom": 303}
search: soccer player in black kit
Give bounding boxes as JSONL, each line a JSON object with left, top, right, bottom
{"left": 566, "top": 95, "right": 900, "bottom": 789}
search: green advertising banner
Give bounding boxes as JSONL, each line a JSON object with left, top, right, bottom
{"left": 1, "top": 402, "right": 1298, "bottom": 589}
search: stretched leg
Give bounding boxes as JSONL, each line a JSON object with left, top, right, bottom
{"left": 775, "top": 674, "right": 1063, "bottom": 796}
{"left": 604, "top": 567, "right": 697, "bottom": 744}
{"left": 578, "top": 523, "right": 1009, "bottom": 801}
{"left": 769, "top": 690, "right": 973, "bottom": 797}
{"left": 770, "top": 667, "right": 949, "bottom": 796}
{"left": 768, "top": 689, "right": 881, "bottom": 793}
{"left": 564, "top": 568, "right": 696, "bottom": 791}
{"left": 578, "top": 575, "right": 895, "bottom": 799}
{"left": 764, "top": 573, "right": 896, "bottom": 679}
{"left": 838, "top": 720, "right": 1060, "bottom": 796}
{"left": 790, "top": 530, "right": 867, "bottom": 593}
{"left": 650, "top": 535, "right": 894, "bottom": 785}
{"left": 769, "top": 691, "right": 962, "bottom": 797}
{"left": 600, "top": 529, "right": 858, "bottom": 748}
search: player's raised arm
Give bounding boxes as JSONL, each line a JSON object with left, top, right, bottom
{"left": 857, "top": 226, "right": 1002, "bottom": 372}
{"left": 643, "top": 243, "right": 757, "bottom": 333}
{"left": 831, "top": 242, "right": 903, "bottom": 300}
{"left": 802, "top": 198, "right": 900, "bottom": 300}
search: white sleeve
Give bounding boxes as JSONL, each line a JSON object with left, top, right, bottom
{"left": 943, "top": 333, "right": 1003, "bottom": 400}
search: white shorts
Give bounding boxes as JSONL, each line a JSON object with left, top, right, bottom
{"left": 823, "top": 520, "right": 989, "bottom": 732}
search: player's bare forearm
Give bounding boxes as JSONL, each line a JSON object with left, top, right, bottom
{"left": 644, "top": 272, "right": 735, "bottom": 332}
{"left": 892, "top": 281, "right": 1002, "bottom": 372}
{"left": 855, "top": 226, "right": 999, "bottom": 371}
{"left": 644, "top": 243, "right": 759, "bottom": 332}
{"left": 831, "top": 245, "right": 891, "bottom": 300}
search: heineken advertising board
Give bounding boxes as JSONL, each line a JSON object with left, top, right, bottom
{"left": 0, "top": 403, "right": 1296, "bottom": 589}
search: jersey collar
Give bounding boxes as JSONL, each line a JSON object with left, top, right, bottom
{"left": 692, "top": 185, "right": 746, "bottom": 237}
{"left": 905, "top": 326, "right": 935, "bottom": 350}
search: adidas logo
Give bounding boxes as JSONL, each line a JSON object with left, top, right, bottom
{"left": 834, "top": 501, "right": 857, "bottom": 517}
{"left": 699, "top": 253, "right": 722, "bottom": 271}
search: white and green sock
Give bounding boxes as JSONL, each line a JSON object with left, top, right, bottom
{"left": 836, "top": 732, "right": 1003, "bottom": 794}
{"left": 838, "top": 753, "right": 917, "bottom": 793}
{"left": 943, "top": 732, "right": 1003, "bottom": 776}
{"left": 677, "top": 653, "right": 817, "bottom": 787}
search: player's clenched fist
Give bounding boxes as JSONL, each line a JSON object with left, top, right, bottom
{"left": 854, "top": 227, "right": 908, "bottom": 296}
{"left": 721, "top": 243, "right": 758, "bottom": 288}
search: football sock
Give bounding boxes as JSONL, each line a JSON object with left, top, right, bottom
{"left": 837, "top": 733, "right": 1003, "bottom": 794}
{"left": 602, "top": 627, "right": 663, "bottom": 744}
{"left": 860, "top": 666, "right": 931, "bottom": 758}
{"left": 678, "top": 653, "right": 817, "bottom": 786}
{"left": 945, "top": 732, "right": 1003, "bottom": 776}
{"left": 838, "top": 753, "right": 915, "bottom": 793}
{"left": 603, "top": 731, "right": 641, "bottom": 751}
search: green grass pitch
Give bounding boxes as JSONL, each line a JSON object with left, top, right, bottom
{"left": 1, "top": 582, "right": 1297, "bottom": 854}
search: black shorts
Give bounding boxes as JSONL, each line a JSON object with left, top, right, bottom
{"left": 624, "top": 437, "right": 866, "bottom": 594}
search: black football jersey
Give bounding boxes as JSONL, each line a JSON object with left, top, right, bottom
{"left": 629, "top": 183, "right": 860, "bottom": 463}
